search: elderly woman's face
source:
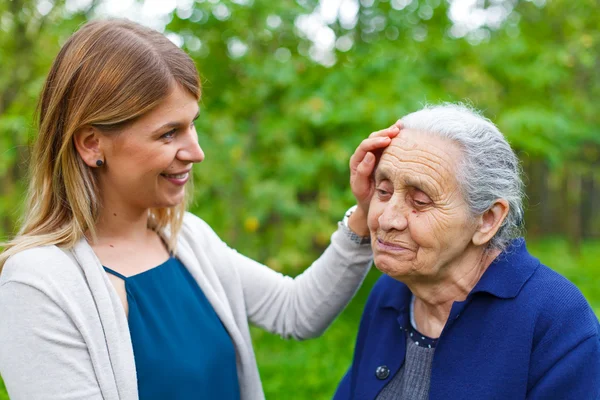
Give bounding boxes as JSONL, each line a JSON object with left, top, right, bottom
{"left": 368, "top": 129, "right": 478, "bottom": 280}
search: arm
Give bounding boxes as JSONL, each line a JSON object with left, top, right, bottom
{"left": 527, "top": 334, "right": 600, "bottom": 399}
{"left": 224, "top": 224, "right": 373, "bottom": 340}
{"left": 0, "top": 282, "right": 103, "bottom": 400}
{"left": 526, "top": 280, "right": 600, "bottom": 400}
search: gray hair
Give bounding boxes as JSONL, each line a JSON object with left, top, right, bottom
{"left": 401, "top": 103, "right": 524, "bottom": 251}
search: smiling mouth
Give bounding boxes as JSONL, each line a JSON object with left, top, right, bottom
{"left": 376, "top": 238, "right": 413, "bottom": 252}
{"left": 160, "top": 172, "right": 189, "bottom": 179}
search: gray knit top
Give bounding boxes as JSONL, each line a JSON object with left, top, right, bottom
{"left": 376, "top": 296, "right": 437, "bottom": 400}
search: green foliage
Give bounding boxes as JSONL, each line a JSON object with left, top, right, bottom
{"left": 0, "top": 0, "right": 96, "bottom": 235}
{"left": 0, "top": 379, "right": 6, "bottom": 400}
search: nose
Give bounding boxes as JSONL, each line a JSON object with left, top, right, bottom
{"left": 378, "top": 195, "right": 409, "bottom": 232}
{"left": 177, "top": 125, "right": 205, "bottom": 163}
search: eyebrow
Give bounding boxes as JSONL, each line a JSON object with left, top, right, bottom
{"left": 375, "top": 166, "right": 438, "bottom": 196}
{"left": 403, "top": 177, "right": 429, "bottom": 193}
{"left": 151, "top": 110, "right": 200, "bottom": 134}
{"left": 374, "top": 166, "right": 391, "bottom": 182}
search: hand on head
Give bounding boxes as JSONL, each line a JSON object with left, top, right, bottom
{"left": 350, "top": 119, "right": 403, "bottom": 215}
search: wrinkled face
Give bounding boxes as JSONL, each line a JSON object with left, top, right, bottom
{"left": 98, "top": 84, "right": 204, "bottom": 212}
{"left": 368, "top": 129, "right": 478, "bottom": 281}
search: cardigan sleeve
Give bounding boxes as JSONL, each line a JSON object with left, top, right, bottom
{"left": 192, "top": 215, "right": 373, "bottom": 340}
{"left": 526, "top": 334, "right": 600, "bottom": 398}
{"left": 0, "top": 281, "right": 103, "bottom": 400}
{"left": 240, "top": 226, "right": 373, "bottom": 340}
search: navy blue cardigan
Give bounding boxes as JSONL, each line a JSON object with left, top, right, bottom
{"left": 335, "top": 238, "right": 600, "bottom": 399}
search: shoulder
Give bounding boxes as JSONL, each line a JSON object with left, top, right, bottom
{"left": 182, "top": 211, "right": 211, "bottom": 230}
{"left": 516, "top": 261, "right": 600, "bottom": 390}
{"left": 526, "top": 264, "right": 597, "bottom": 331}
{"left": 178, "top": 212, "right": 239, "bottom": 269}
{"left": 1, "top": 245, "right": 79, "bottom": 284}
{"left": 491, "top": 240, "right": 598, "bottom": 337}
{"left": 526, "top": 262, "right": 589, "bottom": 302}
{"left": 180, "top": 212, "right": 222, "bottom": 243}
{"left": 517, "top": 263, "right": 600, "bottom": 357}
{"left": 1, "top": 245, "right": 82, "bottom": 295}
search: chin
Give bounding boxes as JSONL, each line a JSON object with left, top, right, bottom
{"left": 160, "top": 189, "right": 187, "bottom": 206}
{"left": 374, "top": 255, "right": 412, "bottom": 278}
{"left": 153, "top": 195, "right": 185, "bottom": 208}
{"left": 163, "top": 199, "right": 185, "bottom": 208}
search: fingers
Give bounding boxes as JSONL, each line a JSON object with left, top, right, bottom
{"left": 355, "top": 152, "right": 375, "bottom": 177}
{"left": 350, "top": 136, "right": 391, "bottom": 170}
{"left": 352, "top": 151, "right": 376, "bottom": 200}
{"left": 351, "top": 120, "right": 403, "bottom": 172}
{"left": 368, "top": 124, "right": 401, "bottom": 139}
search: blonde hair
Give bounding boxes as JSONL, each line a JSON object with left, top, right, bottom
{"left": 0, "top": 19, "right": 201, "bottom": 270}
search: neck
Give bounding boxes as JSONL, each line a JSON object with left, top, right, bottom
{"left": 407, "top": 245, "right": 500, "bottom": 337}
{"left": 91, "top": 198, "right": 152, "bottom": 246}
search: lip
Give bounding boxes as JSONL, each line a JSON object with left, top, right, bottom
{"left": 160, "top": 169, "right": 191, "bottom": 186}
{"left": 162, "top": 169, "right": 191, "bottom": 175}
{"left": 375, "top": 238, "right": 414, "bottom": 253}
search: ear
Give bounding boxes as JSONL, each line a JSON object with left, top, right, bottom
{"left": 472, "top": 199, "right": 510, "bottom": 246}
{"left": 73, "top": 126, "right": 103, "bottom": 167}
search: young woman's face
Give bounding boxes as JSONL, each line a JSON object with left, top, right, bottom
{"left": 97, "top": 85, "right": 203, "bottom": 213}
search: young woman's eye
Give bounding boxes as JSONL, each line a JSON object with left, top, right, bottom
{"left": 161, "top": 129, "right": 176, "bottom": 139}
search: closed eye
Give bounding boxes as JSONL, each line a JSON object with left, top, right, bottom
{"left": 412, "top": 196, "right": 433, "bottom": 208}
{"left": 376, "top": 188, "right": 392, "bottom": 199}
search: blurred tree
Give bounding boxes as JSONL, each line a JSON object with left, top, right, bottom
{"left": 167, "top": 0, "right": 599, "bottom": 263}
{"left": 0, "top": 0, "right": 99, "bottom": 234}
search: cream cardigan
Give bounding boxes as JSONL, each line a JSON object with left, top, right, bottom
{"left": 0, "top": 213, "right": 372, "bottom": 400}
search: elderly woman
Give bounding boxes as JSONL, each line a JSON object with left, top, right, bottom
{"left": 335, "top": 104, "right": 600, "bottom": 399}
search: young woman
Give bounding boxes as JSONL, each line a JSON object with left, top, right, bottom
{"left": 0, "top": 19, "right": 399, "bottom": 400}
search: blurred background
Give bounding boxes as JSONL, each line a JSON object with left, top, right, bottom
{"left": 0, "top": 0, "right": 598, "bottom": 398}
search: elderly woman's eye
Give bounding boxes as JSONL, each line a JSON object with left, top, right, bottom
{"left": 376, "top": 188, "right": 391, "bottom": 198}
{"left": 413, "top": 192, "right": 432, "bottom": 206}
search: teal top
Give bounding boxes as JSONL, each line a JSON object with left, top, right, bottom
{"left": 103, "top": 257, "right": 240, "bottom": 400}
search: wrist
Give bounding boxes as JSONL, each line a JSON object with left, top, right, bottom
{"left": 342, "top": 205, "right": 371, "bottom": 243}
